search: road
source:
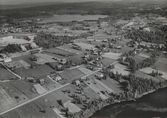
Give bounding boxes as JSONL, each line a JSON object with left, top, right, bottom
{"left": 0, "top": 83, "right": 70, "bottom": 116}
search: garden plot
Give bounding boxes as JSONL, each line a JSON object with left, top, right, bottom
{"left": 111, "top": 63, "right": 130, "bottom": 75}
{"left": 140, "top": 67, "right": 167, "bottom": 80}
{"left": 64, "top": 100, "right": 81, "bottom": 113}
{"left": 152, "top": 57, "right": 167, "bottom": 73}
{"left": 74, "top": 42, "right": 95, "bottom": 50}
{"left": 102, "top": 52, "right": 121, "bottom": 60}
{"left": 0, "top": 86, "right": 16, "bottom": 113}
{"left": 34, "top": 53, "right": 57, "bottom": 65}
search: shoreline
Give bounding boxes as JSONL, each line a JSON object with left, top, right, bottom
{"left": 88, "top": 86, "right": 167, "bottom": 118}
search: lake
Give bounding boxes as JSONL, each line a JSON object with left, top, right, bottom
{"left": 91, "top": 87, "right": 167, "bottom": 118}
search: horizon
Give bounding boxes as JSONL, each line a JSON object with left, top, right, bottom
{"left": 0, "top": 0, "right": 165, "bottom": 5}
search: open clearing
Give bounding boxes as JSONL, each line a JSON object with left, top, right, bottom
{"left": 64, "top": 100, "right": 81, "bottom": 113}
{"left": 0, "top": 67, "right": 17, "bottom": 80}
{"left": 100, "top": 57, "right": 116, "bottom": 67}
{"left": 74, "top": 42, "right": 95, "bottom": 50}
{"left": 34, "top": 53, "right": 57, "bottom": 64}
{"left": 15, "top": 65, "right": 54, "bottom": 78}
{"left": 59, "top": 68, "right": 85, "bottom": 81}
{"left": 152, "top": 57, "right": 167, "bottom": 73}
{"left": 0, "top": 36, "right": 28, "bottom": 46}
{"left": 39, "top": 15, "right": 108, "bottom": 23}
{"left": 102, "top": 52, "right": 121, "bottom": 60}
{"left": 84, "top": 78, "right": 111, "bottom": 100}
{"left": 135, "top": 70, "right": 164, "bottom": 82}
{"left": 111, "top": 63, "right": 130, "bottom": 75}
{"left": 0, "top": 86, "right": 16, "bottom": 113}
{"left": 139, "top": 67, "right": 167, "bottom": 80}
{"left": 78, "top": 67, "right": 93, "bottom": 75}
{"left": 41, "top": 77, "right": 61, "bottom": 91}
{"left": 33, "top": 84, "right": 47, "bottom": 95}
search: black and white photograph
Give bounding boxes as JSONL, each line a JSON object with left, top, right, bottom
{"left": 0, "top": 0, "right": 167, "bottom": 118}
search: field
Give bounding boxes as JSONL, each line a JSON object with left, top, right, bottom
{"left": 38, "top": 15, "right": 108, "bottom": 23}
{"left": 10, "top": 80, "right": 39, "bottom": 99}
{"left": 67, "top": 53, "right": 85, "bottom": 65}
{"left": 18, "top": 60, "right": 31, "bottom": 69}
{"left": 100, "top": 57, "right": 116, "bottom": 67}
{"left": 57, "top": 44, "right": 83, "bottom": 54}
{"left": 5, "top": 61, "right": 23, "bottom": 69}
{"left": 40, "top": 77, "right": 61, "bottom": 91}
{"left": 135, "top": 70, "right": 164, "bottom": 82}
{"left": 139, "top": 67, "right": 167, "bottom": 80}
{"left": 0, "top": 67, "right": 17, "bottom": 80}
{"left": 78, "top": 67, "right": 93, "bottom": 75}
{"left": 59, "top": 68, "right": 85, "bottom": 82}
{"left": 0, "top": 36, "right": 28, "bottom": 46}
{"left": 74, "top": 42, "right": 95, "bottom": 50}
{"left": 102, "top": 52, "right": 121, "bottom": 60}
{"left": 152, "top": 57, "right": 167, "bottom": 73}
{"left": 83, "top": 86, "right": 100, "bottom": 100}
{"left": 84, "top": 78, "right": 112, "bottom": 100}
{"left": 131, "top": 54, "right": 146, "bottom": 63}
{"left": 101, "top": 78, "right": 124, "bottom": 93}
{"left": 0, "top": 86, "right": 16, "bottom": 113}
{"left": 33, "top": 84, "right": 47, "bottom": 95}
{"left": 15, "top": 65, "right": 54, "bottom": 78}
{"left": 12, "top": 54, "right": 38, "bottom": 66}
{"left": 111, "top": 63, "right": 130, "bottom": 75}
{"left": 0, "top": 82, "right": 29, "bottom": 104}
{"left": 64, "top": 100, "right": 81, "bottom": 113}
{"left": 44, "top": 48, "right": 73, "bottom": 55}
{"left": 138, "top": 53, "right": 150, "bottom": 58}
{"left": 34, "top": 53, "right": 57, "bottom": 64}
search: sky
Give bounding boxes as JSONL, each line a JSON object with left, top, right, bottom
{"left": 0, "top": 0, "right": 163, "bottom": 5}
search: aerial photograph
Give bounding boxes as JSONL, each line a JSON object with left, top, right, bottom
{"left": 0, "top": 0, "right": 167, "bottom": 118}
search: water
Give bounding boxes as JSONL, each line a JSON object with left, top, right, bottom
{"left": 91, "top": 87, "right": 167, "bottom": 118}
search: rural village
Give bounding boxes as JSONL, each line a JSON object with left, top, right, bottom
{"left": 0, "top": 1, "right": 167, "bottom": 118}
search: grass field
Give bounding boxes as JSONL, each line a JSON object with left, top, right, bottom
{"left": 78, "top": 67, "right": 93, "bottom": 75}
{"left": 0, "top": 86, "right": 16, "bottom": 113}
{"left": 15, "top": 65, "right": 54, "bottom": 78}
{"left": 100, "top": 57, "right": 116, "bottom": 67}
{"left": 101, "top": 78, "right": 124, "bottom": 93}
{"left": 0, "top": 67, "right": 18, "bottom": 80}
{"left": 64, "top": 100, "right": 81, "bottom": 113}
{"left": 152, "top": 57, "right": 167, "bottom": 73}
{"left": 0, "top": 36, "right": 28, "bottom": 46}
{"left": 18, "top": 60, "right": 31, "bottom": 69}
{"left": 58, "top": 44, "right": 83, "bottom": 54}
{"left": 12, "top": 54, "right": 38, "bottom": 66}
{"left": 102, "top": 52, "right": 121, "bottom": 60}
{"left": 84, "top": 78, "right": 111, "bottom": 100}
{"left": 34, "top": 53, "right": 57, "bottom": 64}
{"left": 0, "top": 82, "right": 29, "bottom": 104}
{"left": 135, "top": 70, "right": 164, "bottom": 82}
{"left": 74, "top": 42, "right": 95, "bottom": 50}
{"left": 5, "top": 61, "right": 23, "bottom": 69}
{"left": 59, "top": 68, "right": 85, "bottom": 82}
{"left": 41, "top": 77, "right": 61, "bottom": 91}
{"left": 67, "top": 53, "right": 85, "bottom": 65}
{"left": 139, "top": 67, "right": 167, "bottom": 80}
{"left": 33, "top": 84, "right": 47, "bottom": 95}
{"left": 10, "top": 80, "right": 39, "bottom": 99}
{"left": 45, "top": 48, "right": 73, "bottom": 55}
{"left": 111, "top": 63, "right": 130, "bottom": 75}
{"left": 38, "top": 15, "right": 107, "bottom": 23}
